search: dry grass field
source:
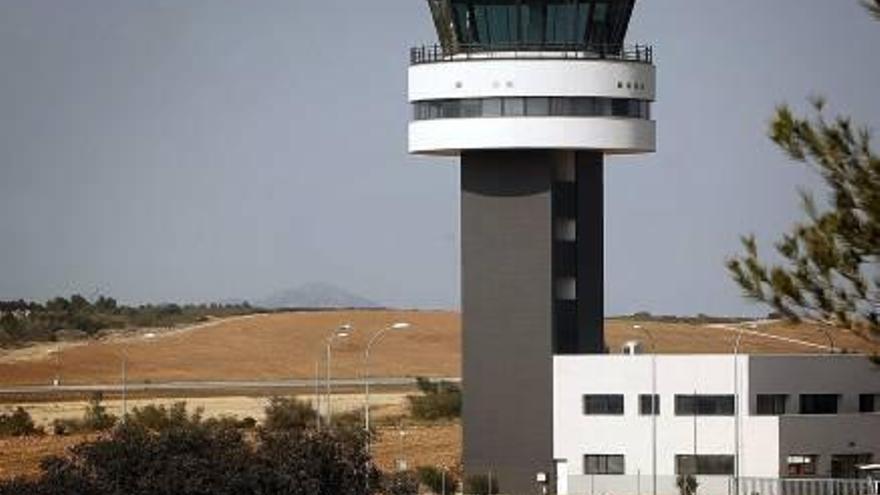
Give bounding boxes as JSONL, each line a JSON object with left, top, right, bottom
{"left": 1, "top": 310, "right": 876, "bottom": 388}
{"left": 0, "top": 310, "right": 460, "bottom": 387}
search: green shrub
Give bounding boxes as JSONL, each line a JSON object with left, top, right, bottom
{"left": 0, "top": 407, "right": 41, "bottom": 437}
{"left": 51, "top": 393, "right": 117, "bottom": 435}
{"left": 263, "top": 397, "right": 318, "bottom": 432}
{"left": 127, "top": 401, "right": 200, "bottom": 431}
{"left": 416, "top": 465, "right": 457, "bottom": 494}
{"left": 407, "top": 378, "right": 461, "bottom": 421}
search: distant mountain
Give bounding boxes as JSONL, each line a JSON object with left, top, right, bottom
{"left": 256, "top": 283, "right": 380, "bottom": 309}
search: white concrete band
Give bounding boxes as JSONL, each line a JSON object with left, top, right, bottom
{"left": 409, "top": 59, "right": 656, "bottom": 102}
{"left": 409, "top": 117, "right": 656, "bottom": 155}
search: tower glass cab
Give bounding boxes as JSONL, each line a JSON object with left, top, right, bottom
{"left": 428, "top": 0, "right": 635, "bottom": 52}
{"left": 408, "top": 1, "right": 655, "bottom": 493}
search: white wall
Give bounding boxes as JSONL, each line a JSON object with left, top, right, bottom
{"left": 409, "top": 117, "right": 656, "bottom": 155}
{"left": 409, "top": 59, "right": 656, "bottom": 101}
{"left": 553, "top": 355, "right": 780, "bottom": 481}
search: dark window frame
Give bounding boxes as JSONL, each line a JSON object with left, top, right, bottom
{"left": 675, "top": 455, "right": 735, "bottom": 476}
{"left": 859, "top": 394, "right": 879, "bottom": 413}
{"left": 756, "top": 394, "right": 788, "bottom": 415}
{"left": 786, "top": 454, "right": 819, "bottom": 477}
{"left": 799, "top": 394, "right": 839, "bottom": 415}
{"left": 584, "top": 454, "right": 625, "bottom": 475}
{"left": 639, "top": 394, "right": 660, "bottom": 416}
{"left": 583, "top": 394, "right": 624, "bottom": 415}
{"left": 674, "top": 395, "right": 735, "bottom": 416}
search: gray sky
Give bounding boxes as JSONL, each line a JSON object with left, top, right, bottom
{"left": 0, "top": 1, "right": 878, "bottom": 315}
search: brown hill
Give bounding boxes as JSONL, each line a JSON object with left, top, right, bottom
{"left": 0, "top": 311, "right": 875, "bottom": 387}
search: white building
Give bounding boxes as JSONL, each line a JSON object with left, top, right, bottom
{"left": 553, "top": 354, "right": 880, "bottom": 495}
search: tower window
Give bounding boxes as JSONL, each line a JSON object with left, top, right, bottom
{"left": 413, "top": 97, "right": 651, "bottom": 121}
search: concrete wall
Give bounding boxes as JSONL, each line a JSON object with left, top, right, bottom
{"left": 778, "top": 415, "right": 880, "bottom": 477}
{"left": 749, "top": 355, "right": 879, "bottom": 414}
{"left": 751, "top": 355, "right": 880, "bottom": 477}
{"left": 462, "top": 150, "right": 556, "bottom": 494}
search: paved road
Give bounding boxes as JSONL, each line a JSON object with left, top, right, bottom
{"left": 0, "top": 376, "right": 461, "bottom": 395}
{"left": 705, "top": 321, "right": 836, "bottom": 352}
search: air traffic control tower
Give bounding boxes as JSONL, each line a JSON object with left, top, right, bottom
{"left": 408, "top": 1, "right": 655, "bottom": 492}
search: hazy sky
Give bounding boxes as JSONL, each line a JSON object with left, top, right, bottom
{"left": 1, "top": 1, "right": 878, "bottom": 315}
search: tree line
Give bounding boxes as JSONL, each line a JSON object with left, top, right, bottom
{"left": 0, "top": 295, "right": 261, "bottom": 347}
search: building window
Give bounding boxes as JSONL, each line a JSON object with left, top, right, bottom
{"left": 639, "top": 394, "right": 660, "bottom": 415}
{"left": 584, "top": 455, "right": 625, "bottom": 475}
{"left": 859, "top": 394, "right": 879, "bottom": 413}
{"left": 799, "top": 394, "right": 839, "bottom": 415}
{"left": 583, "top": 395, "right": 624, "bottom": 415}
{"left": 831, "top": 454, "right": 873, "bottom": 479}
{"left": 787, "top": 455, "right": 819, "bottom": 477}
{"left": 675, "top": 455, "right": 734, "bottom": 475}
{"left": 412, "top": 97, "right": 652, "bottom": 121}
{"left": 675, "top": 395, "right": 734, "bottom": 416}
{"left": 756, "top": 394, "right": 788, "bottom": 415}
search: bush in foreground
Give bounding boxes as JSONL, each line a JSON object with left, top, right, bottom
{"left": 52, "top": 393, "right": 117, "bottom": 435}
{"left": 407, "top": 378, "right": 461, "bottom": 421}
{"left": 0, "top": 407, "right": 41, "bottom": 437}
{"left": 0, "top": 402, "right": 380, "bottom": 495}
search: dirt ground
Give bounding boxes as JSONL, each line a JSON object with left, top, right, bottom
{"left": 2, "top": 392, "right": 407, "bottom": 430}
{"left": 0, "top": 433, "right": 98, "bottom": 481}
{"left": 1, "top": 310, "right": 875, "bottom": 388}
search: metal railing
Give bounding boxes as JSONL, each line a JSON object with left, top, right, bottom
{"left": 562, "top": 475, "right": 879, "bottom": 495}
{"left": 410, "top": 43, "right": 653, "bottom": 65}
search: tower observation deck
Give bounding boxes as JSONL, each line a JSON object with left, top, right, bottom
{"left": 407, "top": 1, "right": 655, "bottom": 493}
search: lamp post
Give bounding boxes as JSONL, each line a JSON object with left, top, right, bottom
{"left": 47, "top": 346, "right": 61, "bottom": 387}
{"left": 325, "top": 324, "right": 352, "bottom": 425}
{"left": 635, "top": 324, "right": 657, "bottom": 495}
{"left": 733, "top": 326, "right": 747, "bottom": 495}
{"left": 120, "top": 332, "right": 156, "bottom": 424}
{"left": 363, "top": 322, "right": 411, "bottom": 450}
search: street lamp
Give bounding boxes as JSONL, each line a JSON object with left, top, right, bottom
{"left": 634, "top": 324, "right": 657, "bottom": 495}
{"left": 363, "top": 322, "right": 411, "bottom": 451}
{"left": 47, "top": 346, "right": 61, "bottom": 387}
{"left": 325, "top": 324, "right": 352, "bottom": 425}
{"left": 733, "top": 326, "right": 748, "bottom": 495}
{"left": 120, "top": 332, "right": 157, "bottom": 423}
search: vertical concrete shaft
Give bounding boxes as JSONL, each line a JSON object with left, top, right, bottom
{"left": 461, "top": 150, "right": 605, "bottom": 494}
{"left": 462, "top": 150, "right": 555, "bottom": 494}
